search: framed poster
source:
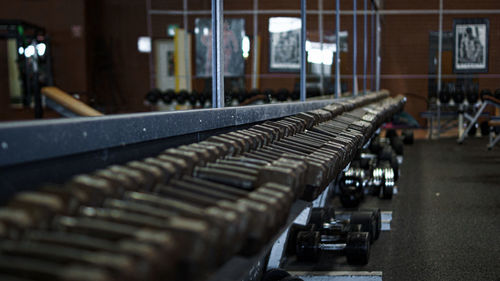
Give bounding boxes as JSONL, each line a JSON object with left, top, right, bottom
{"left": 453, "top": 18, "right": 489, "bottom": 73}
{"left": 195, "top": 18, "right": 245, "bottom": 77}
{"left": 269, "top": 17, "right": 301, "bottom": 72}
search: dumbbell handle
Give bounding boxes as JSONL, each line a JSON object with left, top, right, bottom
{"left": 319, "top": 243, "right": 347, "bottom": 251}
{"left": 360, "top": 153, "right": 377, "bottom": 159}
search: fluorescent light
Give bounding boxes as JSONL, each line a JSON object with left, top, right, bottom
{"left": 269, "top": 17, "right": 301, "bottom": 33}
{"left": 36, "top": 43, "right": 46, "bottom": 56}
{"left": 18, "top": 47, "right": 24, "bottom": 55}
{"left": 306, "top": 41, "right": 336, "bottom": 65}
{"left": 137, "top": 37, "right": 151, "bottom": 53}
{"left": 242, "top": 36, "right": 250, "bottom": 59}
{"left": 25, "top": 45, "right": 35, "bottom": 58}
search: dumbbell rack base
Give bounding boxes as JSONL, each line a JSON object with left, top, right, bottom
{"left": 288, "top": 271, "right": 382, "bottom": 281}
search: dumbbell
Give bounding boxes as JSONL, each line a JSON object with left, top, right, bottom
{"left": 161, "top": 89, "right": 175, "bottom": 105}
{"left": 176, "top": 90, "right": 189, "bottom": 105}
{"left": 466, "top": 85, "right": 479, "bottom": 104}
{"left": 22, "top": 230, "right": 171, "bottom": 279}
{"left": 224, "top": 90, "right": 235, "bottom": 105}
{"left": 371, "top": 161, "right": 395, "bottom": 199}
{"left": 197, "top": 90, "right": 208, "bottom": 107}
{"left": 0, "top": 240, "right": 145, "bottom": 281}
{"left": 377, "top": 145, "right": 399, "bottom": 181}
{"left": 276, "top": 88, "right": 290, "bottom": 102}
{"left": 295, "top": 224, "right": 371, "bottom": 265}
{"left": 332, "top": 209, "right": 382, "bottom": 242}
{"left": 307, "top": 87, "right": 321, "bottom": 97}
{"left": 338, "top": 166, "right": 365, "bottom": 208}
{"left": 176, "top": 176, "right": 283, "bottom": 253}
{"left": 385, "top": 129, "right": 404, "bottom": 156}
{"left": 309, "top": 207, "right": 380, "bottom": 243}
{"left": 9, "top": 185, "right": 225, "bottom": 275}
{"left": 261, "top": 89, "right": 274, "bottom": 103}
{"left": 495, "top": 88, "right": 500, "bottom": 100}
{"left": 480, "top": 89, "right": 492, "bottom": 101}
{"left": 188, "top": 91, "right": 199, "bottom": 107}
{"left": 162, "top": 177, "right": 288, "bottom": 242}
{"left": 145, "top": 89, "right": 161, "bottom": 105}
{"left": 291, "top": 89, "right": 300, "bottom": 101}
{"left": 452, "top": 87, "right": 465, "bottom": 104}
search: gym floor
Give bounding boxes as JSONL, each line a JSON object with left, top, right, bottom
{"left": 287, "top": 137, "right": 500, "bottom": 280}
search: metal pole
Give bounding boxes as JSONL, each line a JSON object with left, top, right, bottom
{"left": 335, "top": 0, "right": 341, "bottom": 98}
{"left": 437, "top": 0, "right": 443, "bottom": 138}
{"left": 183, "top": 0, "right": 190, "bottom": 91}
{"left": 146, "top": 0, "right": 154, "bottom": 89}
{"left": 251, "top": 0, "right": 259, "bottom": 89}
{"left": 319, "top": 0, "right": 324, "bottom": 94}
{"left": 353, "top": 0, "right": 358, "bottom": 96}
{"left": 375, "top": 9, "right": 381, "bottom": 91}
{"left": 212, "top": 0, "right": 224, "bottom": 108}
{"left": 300, "top": 0, "right": 307, "bottom": 101}
{"left": 370, "top": 3, "right": 375, "bottom": 90}
{"left": 363, "top": 0, "right": 368, "bottom": 94}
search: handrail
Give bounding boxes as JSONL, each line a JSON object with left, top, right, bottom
{"left": 41, "top": 86, "right": 103, "bottom": 117}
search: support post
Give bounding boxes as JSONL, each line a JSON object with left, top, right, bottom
{"left": 251, "top": 0, "right": 259, "bottom": 89}
{"left": 363, "top": 0, "right": 368, "bottom": 94}
{"left": 183, "top": 0, "right": 191, "bottom": 91}
{"left": 146, "top": 0, "right": 154, "bottom": 90}
{"left": 375, "top": 9, "right": 381, "bottom": 91}
{"left": 335, "top": 0, "right": 341, "bottom": 98}
{"left": 319, "top": 0, "right": 324, "bottom": 94}
{"left": 353, "top": 0, "right": 358, "bottom": 96}
{"left": 212, "top": 0, "right": 224, "bottom": 108}
{"left": 300, "top": 0, "right": 307, "bottom": 101}
{"left": 437, "top": 0, "right": 443, "bottom": 138}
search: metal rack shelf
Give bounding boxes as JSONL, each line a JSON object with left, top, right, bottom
{"left": 0, "top": 100, "right": 334, "bottom": 168}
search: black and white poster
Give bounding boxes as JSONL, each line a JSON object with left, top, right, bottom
{"left": 195, "top": 18, "right": 245, "bottom": 77}
{"left": 453, "top": 18, "right": 489, "bottom": 73}
{"left": 269, "top": 17, "right": 301, "bottom": 72}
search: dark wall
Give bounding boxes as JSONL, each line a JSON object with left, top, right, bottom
{"left": 2, "top": 0, "right": 500, "bottom": 125}
{"left": 86, "top": 0, "right": 149, "bottom": 114}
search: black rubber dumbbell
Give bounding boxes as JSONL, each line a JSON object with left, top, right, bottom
{"left": 145, "top": 89, "right": 161, "bottom": 105}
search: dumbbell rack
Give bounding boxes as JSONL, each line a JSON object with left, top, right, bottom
{"left": 0, "top": 90, "right": 404, "bottom": 281}
{"left": 0, "top": 99, "right": 333, "bottom": 203}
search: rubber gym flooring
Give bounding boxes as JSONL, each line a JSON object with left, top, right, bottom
{"left": 287, "top": 137, "right": 500, "bottom": 280}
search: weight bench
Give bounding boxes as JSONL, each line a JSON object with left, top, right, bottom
{"left": 458, "top": 95, "right": 500, "bottom": 145}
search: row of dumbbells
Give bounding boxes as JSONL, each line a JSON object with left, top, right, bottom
{"left": 436, "top": 86, "right": 500, "bottom": 105}
{"left": 338, "top": 130, "right": 405, "bottom": 208}
{"left": 144, "top": 87, "right": 329, "bottom": 109}
{"left": 0, "top": 92, "right": 405, "bottom": 281}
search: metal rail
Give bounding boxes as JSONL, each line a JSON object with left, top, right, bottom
{"left": 149, "top": 9, "right": 500, "bottom": 16}
{"left": 0, "top": 100, "right": 335, "bottom": 168}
